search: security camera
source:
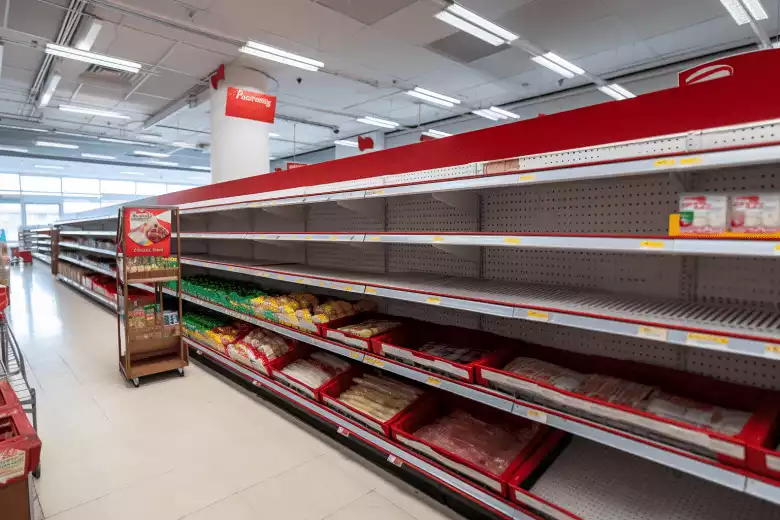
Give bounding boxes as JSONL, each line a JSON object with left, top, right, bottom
{"left": 296, "top": 77, "right": 302, "bottom": 84}
{"left": 333, "top": 128, "right": 340, "bottom": 134}
{"left": 557, "top": 78, "right": 564, "bottom": 87}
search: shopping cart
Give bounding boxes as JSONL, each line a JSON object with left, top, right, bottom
{"left": 0, "top": 313, "right": 39, "bottom": 478}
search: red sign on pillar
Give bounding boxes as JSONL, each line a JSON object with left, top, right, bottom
{"left": 225, "top": 87, "right": 277, "bottom": 123}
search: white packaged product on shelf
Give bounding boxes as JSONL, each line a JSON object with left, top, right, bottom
{"left": 730, "top": 193, "right": 780, "bottom": 233}
{"left": 679, "top": 193, "right": 729, "bottom": 234}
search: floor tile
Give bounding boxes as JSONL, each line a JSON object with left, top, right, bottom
{"left": 181, "top": 495, "right": 259, "bottom": 520}
{"left": 324, "top": 492, "right": 416, "bottom": 520}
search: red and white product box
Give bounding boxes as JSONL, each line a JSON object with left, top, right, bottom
{"left": 508, "top": 432, "right": 582, "bottom": 520}
{"left": 322, "top": 314, "right": 404, "bottom": 351}
{"left": 272, "top": 360, "right": 358, "bottom": 402}
{"left": 475, "top": 344, "right": 779, "bottom": 467}
{"left": 390, "top": 394, "right": 555, "bottom": 497}
{"left": 371, "top": 322, "right": 504, "bottom": 383}
{"left": 730, "top": 193, "right": 780, "bottom": 233}
{"left": 679, "top": 193, "right": 729, "bottom": 234}
{"left": 320, "top": 368, "right": 428, "bottom": 436}
{"left": 0, "top": 407, "right": 41, "bottom": 486}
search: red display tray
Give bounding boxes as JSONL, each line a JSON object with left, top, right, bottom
{"left": 320, "top": 368, "right": 428, "bottom": 436}
{"left": 273, "top": 358, "right": 359, "bottom": 402}
{"left": 475, "top": 344, "right": 779, "bottom": 467}
{"left": 227, "top": 336, "right": 300, "bottom": 377}
{"left": 0, "top": 382, "right": 20, "bottom": 414}
{"left": 322, "top": 313, "right": 405, "bottom": 351}
{"left": 747, "top": 415, "right": 780, "bottom": 481}
{"left": 390, "top": 393, "right": 554, "bottom": 497}
{"left": 0, "top": 407, "right": 41, "bottom": 486}
{"left": 371, "top": 322, "right": 505, "bottom": 383}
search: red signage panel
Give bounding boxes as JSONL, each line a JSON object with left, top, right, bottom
{"left": 124, "top": 208, "right": 172, "bottom": 257}
{"left": 225, "top": 87, "right": 277, "bottom": 123}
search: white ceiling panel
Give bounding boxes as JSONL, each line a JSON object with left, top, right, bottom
{"left": 409, "top": 61, "right": 490, "bottom": 99}
{"left": 6, "top": 0, "right": 65, "bottom": 40}
{"left": 469, "top": 47, "right": 538, "bottom": 81}
{"left": 604, "top": 0, "right": 732, "bottom": 41}
{"left": 314, "top": 0, "right": 416, "bottom": 25}
{"left": 134, "top": 73, "right": 197, "bottom": 101}
{"left": 106, "top": 25, "right": 178, "bottom": 65}
{"left": 160, "top": 43, "right": 228, "bottom": 78}
{"left": 372, "top": 1, "right": 457, "bottom": 47}
{"left": 643, "top": 17, "right": 755, "bottom": 57}
{"left": 577, "top": 41, "right": 660, "bottom": 76}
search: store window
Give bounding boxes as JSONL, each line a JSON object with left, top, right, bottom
{"left": 100, "top": 180, "right": 136, "bottom": 195}
{"left": 136, "top": 182, "right": 167, "bottom": 196}
{"left": 0, "top": 203, "right": 22, "bottom": 243}
{"left": 0, "top": 174, "right": 20, "bottom": 194}
{"left": 20, "top": 176, "right": 61, "bottom": 194}
{"left": 25, "top": 203, "right": 60, "bottom": 227}
{"left": 63, "top": 200, "right": 101, "bottom": 214}
{"left": 63, "top": 177, "right": 100, "bottom": 195}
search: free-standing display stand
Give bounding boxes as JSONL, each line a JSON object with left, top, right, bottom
{"left": 115, "top": 206, "right": 187, "bottom": 387}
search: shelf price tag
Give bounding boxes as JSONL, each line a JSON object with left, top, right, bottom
{"left": 686, "top": 332, "right": 729, "bottom": 349}
{"left": 679, "top": 157, "right": 702, "bottom": 166}
{"left": 518, "top": 174, "right": 536, "bottom": 183}
{"left": 639, "top": 240, "right": 665, "bottom": 250}
{"left": 425, "top": 296, "right": 441, "bottom": 305}
{"left": 337, "top": 426, "right": 349, "bottom": 437}
{"left": 526, "top": 409, "right": 548, "bottom": 423}
{"left": 426, "top": 376, "right": 441, "bottom": 387}
{"left": 387, "top": 454, "right": 403, "bottom": 467}
{"left": 365, "top": 287, "right": 377, "bottom": 295}
{"left": 348, "top": 351, "right": 362, "bottom": 360}
{"left": 654, "top": 159, "right": 676, "bottom": 167}
{"left": 526, "top": 310, "right": 550, "bottom": 322}
{"left": 368, "top": 236, "right": 381, "bottom": 242}
{"left": 503, "top": 237, "right": 521, "bottom": 245}
{"left": 774, "top": 244, "right": 780, "bottom": 254}
{"left": 343, "top": 285, "right": 353, "bottom": 292}
{"left": 766, "top": 345, "right": 780, "bottom": 358}
{"left": 432, "top": 236, "right": 445, "bottom": 242}
{"left": 637, "top": 326, "right": 668, "bottom": 342}
{"left": 296, "top": 278, "right": 305, "bottom": 284}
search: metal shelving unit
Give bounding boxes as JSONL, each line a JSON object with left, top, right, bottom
{"left": 50, "top": 114, "right": 780, "bottom": 516}
{"left": 58, "top": 242, "right": 117, "bottom": 256}
{"left": 56, "top": 275, "right": 118, "bottom": 311}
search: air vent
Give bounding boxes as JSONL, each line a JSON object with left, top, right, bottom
{"left": 78, "top": 65, "right": 135, "bottom": 89}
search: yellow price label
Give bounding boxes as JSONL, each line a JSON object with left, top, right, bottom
{"left": 680, "top": 157, "right": 702, "bottom": 166}
{"left": 432, "top": 237, "right": 445, "bottom": 242}
{"left": 343, "top": 285, "right": 353, "bottom": 292}
{"left": 774, "top": 244, "right": 780, "bottom": 252}
{"left": 365, "top": 287, "right": 377, "bottom": 295}
{"left": 686, "top": 332, "right": 729, "bottom": 346}
{"left": 349, "top": 351, "right": 362, "bottom": 360}
{"left": 640, "top": 240, "right": 665, "bottom": 250}
{"left": 296, "top": 278, "right": 304, "bottom": 284}
{"left": 518, "top": 174, "right": 536, "bottom": 182}
{"left": 426, "top": 296, "right": 441, "bottom": 305}
{"left": 654, "top": 159, "right": 676, "bottom": 167}
{"left": 319, "top": 281, "right": 326, "bottom": 287}
{"left": 373, "top": 359, "right": 385, "bottom": 368}
{"left": 527, "top": 310, "right": 550, "bottom": 321}
{"left": 305, "top": 235, "right": 312, "bottom": 240}
{"left": 329, "top": 236, "right": 339, "bottom": 241}
{"left": 766, "top": 345, "right": 780, "bottom": 356}
{"left": 637, "top": 326, "right": 668, "bottom": 341}
{"left": 504, "top": 237, "right": 521, "bottom": 245}
{"left": 227, "top": 266, "right": 235, "bottom": 271}
{"left": 375, "top": 189, "right": 385, "bottom": 194}
{"left": 369, "top": 236, "right": 381, "bottom": 242}
{"left": 427, "top": 376, "right": 441, "bottom": 386}
{"left": 527, "top": 409, "right": 548, "bottom": 423}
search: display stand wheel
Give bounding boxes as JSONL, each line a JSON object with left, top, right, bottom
{"left": 178, "top": 368, "right": 184, "bottom": 377}
{"left": 32, "top": 465, "right": 40, "bottom": 479}
{"left": 132, "top": 377, "right": 140, "bottom": 388}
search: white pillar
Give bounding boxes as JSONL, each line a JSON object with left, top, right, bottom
{"left": 210, "top": 65, "right": 270, "bottom": 183}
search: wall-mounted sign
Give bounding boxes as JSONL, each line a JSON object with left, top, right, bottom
{"left": 287, "top": 162, "right": 307, "bottom": 170}
{"left": 225, "top": 87, "right": 277, "bottom": 123}
{"left": 124, "top": 208, "right": 172, "bottom": 257}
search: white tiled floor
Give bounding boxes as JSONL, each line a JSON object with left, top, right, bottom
{"left": 8, "top": 263, "right": 464, "bottom": 520}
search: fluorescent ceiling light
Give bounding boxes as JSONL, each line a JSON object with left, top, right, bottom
{"left": 435, "top": 11, "right": 504, "bottom": 46}
{"left": 0, "top": 124, "right": 48, "bottom": 133}
{"left": 270, "top": 156, "right": 277, "bottom": 160}
{"left": 55, "top": 131, "right": 91, "bottom": 138}
{"left": 472, "top": 109, "right": 502, "bottom": 121}
{"left": 44, "top": 43, "right": 141, "bottom": 74}
{"left": 489, "top": 106, "right": 520, "bottom": 119}
{"left": 99, "top": 137, "right": 153, "bottom": 147}
{"left": 435, "top": 3, "right": 517, "bottom": 46}
{"left": 334, "top": 140, "right": 359, "bottom": 147}
{"left": 357, "top": 116, "right": 399, "bottom": 129}
{"left": 35, "top": 165, "right": 64, "bottom": 169}
{"left": 172, "top": 141, "right": 199, "bottom": 149}
{"left": 138, "top": 134, "right": 164, "bottom": 141}
{"left": 0, "top": 146, "right": 28, "bottom": 153}
{"left": 269, "top": 133, "right": 281, "bottom": 138}
{"left": 406, "top": 87, "right": 459, "bottom": 108}
{"left": 59, "top": 104, "right": 131, "bottom": 119}
{"left": 36, "top": 140, "right": 79, "bottom": 149}
{"left": 413, "top": 87, "right": 460, "bottom": 105}
{"left": 720, "top": 0, "right": 767, "bottom": 24}
{"left": 38, "top": 72, "right": 61, "bottom": 108}
{"left": 597, "top": 84, "right": 636, "bottom": 101}
{"left": 81, "top": 153, "right": 116, "bottom": 160}
{"left": 531, "top": 52, "right": 585, "bottom": 78}
{"left": 120, "top": 171, "right": 145, "bottom": 176}
{"left": 75, "top": 20, "right": 103, "bottom": 51}
{"left": 192, "top": 166, "right": 211, "bottom": 171}
{"left": 145, "top": 160, "right": 179, "bottom": 167}
{"left": 134, "top": 150, "right": 170, "bottom": 158}
{"left": 423, "top": 129, "right": 452, "bottom": 138}
{"left": 240, "top": 40, "right": 323, "bottom": 72}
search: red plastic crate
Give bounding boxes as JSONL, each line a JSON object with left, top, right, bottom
{"left": 0, "top": 382, "right": 20, "bottom": 414}
{"left": 273, "top": 358, "right": 360, "bottom": 402}
{"left": 320, "top": 367, "right": 428, "bottom": 436}
{"left": 371, "top": 321, "right": 506, "bottom": 383}
{"left": 0, "top": 407, "right": 41, "bottom": 486}
{"left": 321, "top": 313, "right": 406, "bottom": 351}
{"left": 475, "top": 343, "right": 779, "bottom": 468}
{"left": 746, "top": 408, "right": 780, "bottom": 481}
{"left": 390, "top": 393, "right": 553, "bottom": 497}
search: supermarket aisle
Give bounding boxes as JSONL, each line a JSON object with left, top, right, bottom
{"left": 7, "top": 262, "right": 463, "bottom": 520}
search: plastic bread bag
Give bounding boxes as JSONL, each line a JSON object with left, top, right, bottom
{"left": 504, "top": 357, "right": 586, "bottom": 392}
{"left": 578, "top": 374, "right": 655, "bottom": 408}
{"left": 644, "top": 391, "right": 751, "bottom": 435}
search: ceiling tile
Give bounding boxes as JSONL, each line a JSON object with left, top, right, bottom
{"left": 604, "top": 0, "right": 730, "bottom": 41}
{"left": 469, "top": 47, "right": 537, "bottom": 81}
{"left": 409, "top": 62, "right": 490, "bottom": 98}
{"left": 106, "top": 25, "right": 178, "bottom": 65}
{"left": 372, "top": 1, "right": 457, "bottom": 47}
{"left": 6, "top": 0, "right": 66, "bottom": 40}
{"left": 159, "top": 43, "right": 227, "bottom": 77}
{"left": 314, "top": 0, "right": 416, "bottom": 25}
{"left": 427, "top": 31, "right": 508, "bottom": 64}
{"left": 134, "top": 73, "right": 197, "bottom": 101}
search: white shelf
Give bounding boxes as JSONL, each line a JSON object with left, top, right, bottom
{"left": 56, "top": 275, "right": 117, "bottom": 311}
{"left": 58, "top": 255, "right": 116, "bottom": 277}
{"left": 180, "top": 255, "right": 780, "bottom": 360}
{"left": 185, "top": 337, "right": 536, "bottom": 520}
{"left": 172, "top": 289, "right": 777, "bottom": 503}
{"left": 58, "top": 242, "right": 117, "bottom": 256}
{"left": 59, "top": 230, "right": 116, "bottom": 237}
{"left": 32, "top": 253, "right": 51, "bottom": 265}
{"left": 178, "top": 232, "right": 780, "bottom": 258}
